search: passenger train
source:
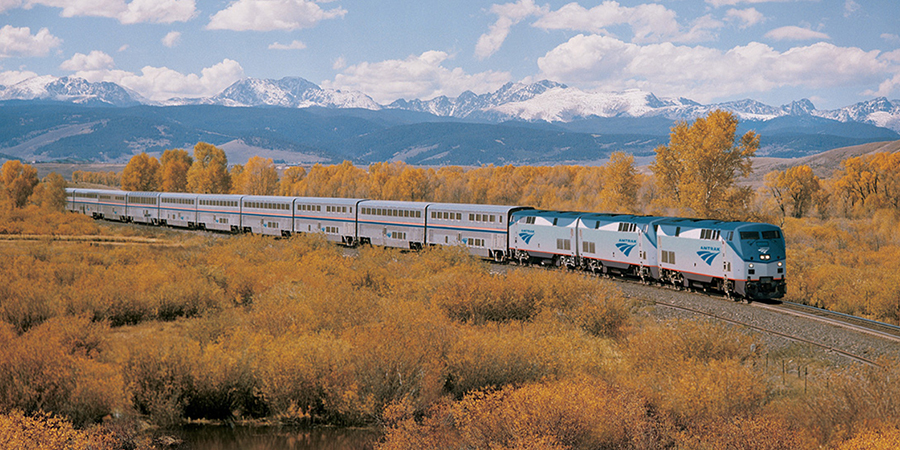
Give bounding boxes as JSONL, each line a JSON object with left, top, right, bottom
{"left": 66, "top": 188, "right": 787, "bottom": 300}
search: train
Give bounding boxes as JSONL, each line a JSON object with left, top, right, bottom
{"left": 65, "top": 188, "right": 787, "bottom": 300}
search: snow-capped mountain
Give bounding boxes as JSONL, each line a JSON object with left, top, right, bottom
{"left": 2, "top": 75, "right": 900, "bottom": 133}
{"left": 0, "top": 76, "right": 144, "bottom": 106}
{"left": 165, "top": 77, "right": 382, "bottom": 110}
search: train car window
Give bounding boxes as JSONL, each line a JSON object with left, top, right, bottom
{"left": 416, "top": 211, "right": 421, "bottom": 218}
{"left": 525, "top": 216, "right": 535, "bottom": 225}
{"left": 761, "top": 230, "right": 781, "bottom": 239}
{"left": 740, "top": 231, "right": 760, "bottom": 240}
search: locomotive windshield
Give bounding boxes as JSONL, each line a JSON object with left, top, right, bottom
{"left": 740, "top": 231, "right": 760, "bottom": 240}
{"left": 761, "top": 230, "right": 781, "bottom": 239}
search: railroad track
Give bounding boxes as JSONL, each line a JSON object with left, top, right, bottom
{"left": 654, "top": 300, "right": 886, "bottom": 367}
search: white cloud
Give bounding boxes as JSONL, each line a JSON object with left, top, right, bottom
{"left": 332, "top": 56, "right": 346, "bottom": 70}
{"left": 207, "top": 0, "right": 346, "bottom": 31}
{"left": 882, "top": 33, "right": 900, "bottom": 45}
{"left": 863, "top": 72, "right": 900, "bottom": 98}
{"left": 22, "top": 0, "right": 196, "bottom": 24}
{"left": 73, "top": 58, "right": 244, "bottom": 101}
{"left": 0, "top": 25, "right": 62, "bottom": 58}
{"left": 843, "top": 0, "right": 860, "bottom": 17}
{"left": 59, "top": 50, "right": 115, "bottom": 71}
{"left": 323, "top": 51, "right": 511, "bottom": 103}
{"left": 475, "top": 0, "right": 547, "bottom": 60}
{"left": 725, "top": 8, "right": 765, "bottom": 29}
{"left": 0, "top": 69, "right": 38, "bottom": 85}
{"left": 268, "top": 40, "right": 307, "bottom": 50}
{"left": 162, "top": 31, "right": 181, "bottom": 48}
{"left": 532, "top": 1, "right": 719, "bottom": 44}
{"left": 537, "top": 35, "right": 891, "bottom": 103}
{"left": 764, "top": 26, "right": 830, "bottom": 41}
{"left": 705, "top": 0, "right": 805, "bottom": 7}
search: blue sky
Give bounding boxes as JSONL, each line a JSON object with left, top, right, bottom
{"left": 1, "top": 0, "right": 898, "bottom": 109}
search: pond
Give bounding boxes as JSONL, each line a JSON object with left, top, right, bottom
{"left": 175, "top": 424, "right": 381, "bottom": 450}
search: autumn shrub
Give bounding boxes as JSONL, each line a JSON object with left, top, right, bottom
{"left": 619, "top": 319, "right": 766, "bottom": 427}
{"left": 0, "top": 317, "right": 126, "bottom": 426}
{"left": 838, "top": 427, "right": 900, "bottom": 450}
{"left": 677, "top": 414, "right": 816, "bottom": 450}
{"left": 0, "top": 410, "right": 156, "bottom": 450}
{"left": 379, "top": 378, "right": 659, "bottom": 450}
{"left": 787, "top": 359, "right": 900, "bottom": 445}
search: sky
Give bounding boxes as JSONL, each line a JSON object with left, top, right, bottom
{"left": 0, "top": 0, "right": 899, "bottom": 110}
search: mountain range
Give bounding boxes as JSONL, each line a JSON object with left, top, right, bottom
{"left": 1, "top": 75, "right": 898, "bottom": 165}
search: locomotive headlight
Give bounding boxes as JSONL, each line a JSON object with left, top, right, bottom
{"left": 777, "top": 262, "right": 783, "bottom": 267}
{"left": 749, "top": 263, "right": 754, "bottom": 268}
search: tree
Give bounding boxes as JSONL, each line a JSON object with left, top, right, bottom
{"left": 650, "top": 110, "right": 757, "bottom": 218}
{"left": 277, "top": 166, "right": 307, "bottom": 196}
{"left": 159, "top": 149, "right": 193, "bottom": 192}
{"left": 187, "top": 142, "right": 231, "bottom": 194}
{"left": 121, "top": 153, "right": 161, "bottom": 191}
{"left": 0, "top": 160, "right": 40, "bottom": 207}
{"left": 31, "top": 172, "right": 68, "bottom": 211}
{"left": 599, "top": 152, "right": 639, "bottom": 213}
{"left": 231, "top": 156, "right": 278, "bottom": 195}
{"left": 765, "top": 165, "right": 820, "bottom": 222}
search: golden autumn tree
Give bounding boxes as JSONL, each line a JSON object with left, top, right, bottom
{"left": 598, "top": 152, "right": 639, "bottom": 212}
{"left": 765, "top": 165, "right": 820, "bottom": 221}
{"left": 651, "top": 110, "right": 757, "bottom": 219}
{"left": 1, "top": 160, "right": 40, "bottom": 207}
{"left": 187, "top": 142, "right": 231, "bottom": 194}
{"left": 277, "top": 166, "right": 307, "bottom": 196}
{"left": 159, "top": 149, "right": 193, "bottom": 192}
{"left": 31, "top": 172, "right": 68, "bottom": 211}
{"left": 121, "top": 153, "right": 161, "bottom": 192}
{"left": 231, "top": 156, "right": 279, "bottom": 195}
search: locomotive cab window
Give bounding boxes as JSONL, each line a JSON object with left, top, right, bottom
{"left": 740, "top": 231, "right": 760, "bottom": 240}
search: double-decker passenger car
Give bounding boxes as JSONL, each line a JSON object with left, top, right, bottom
{"left": 241, "top": 195, "right": 294, "bottom": 236}
{"left": 126, "top": 191, "right": 160, "bottom": 225}
{"left": 69, "top": 189, "right": 100, "bottom": 217}
{"left": 294, "top": 197, "right": 365, "bottom": 245}
{"left": 97, "top": 190, "right": 128, "bottom": 221}
{"left": 196, "top": 194, "right": 242, "bottom": 233}
{"left": 159, "top": 193, "right": 198, "bottom": 228}
{"left": 357, "top": 200, "right": 428, "bottom": 249}
{"left": 427, "top": 203, "right": 530, "bottom": 261}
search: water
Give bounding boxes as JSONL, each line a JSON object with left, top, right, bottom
{"left": 175, "top": 424, "right": 380, "bottom": 450}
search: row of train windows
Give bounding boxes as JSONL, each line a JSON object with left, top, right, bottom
{"left": 470, "top": 213, "right": 499, "bottom": 223}
{"left": 390, "top": 231, "right": 407, "bottom": 240}
{"left": 583, "top": 241, "right": 596, "bottom": 253}
{"left": 324, "top": 226, "right": 340, "bottom": 234}
{"left": 75, "top": 193, "right": 98, "bottom": 199}
{"left": 248, "top": 201, "right": 290, "bottom": 210}
{"left": 99, "top": 195, "right": 125, "bottom": 201}
{"left": 617, "top": 223, "right": 638, "bottom": 232}
{"left": 325, "top": 205, "right": 349, "bottom": 213}
{"left": 200, "top": 200, "right": 238, "bottom": 207}
{"left": 556, "top": 238, "right": 572, "bottom": 251}
{"left": 298, "top": 204, "right": 321, "bottom": 212}
{"left": 661, "top": 250, "right": 676, "bottom": 264}
{"left": 740, "top": 230, "right": 781, "bottom": 240}
{"left": 266, "top": 221, "right": 280, "bottom": 228}
{"left": 467, "top": 238, "right": 485, "bottom": 247}
{"left": 161, "top": 198, "right": 192, "bottom": 205}
{"left": 432, "top": 211, "right": 463, "bottom": 220}
{"left": 700, "top": 229, "right": 721, "bottom": 240}
{"left": 130, "top": 197, "right": 157, "bottom": 205}
{"left": 362, "top": 207, "right": 423, "bottom": 218}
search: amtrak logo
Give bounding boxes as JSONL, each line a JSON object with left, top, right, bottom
{"left": 615, "top": 242, "right": 637, "bottom": 257}
{"left": 697, "top": 250, "right": 720, "bottom": 265}
{"left": 519, "top": 231, "right": 535, "bottom": 244}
